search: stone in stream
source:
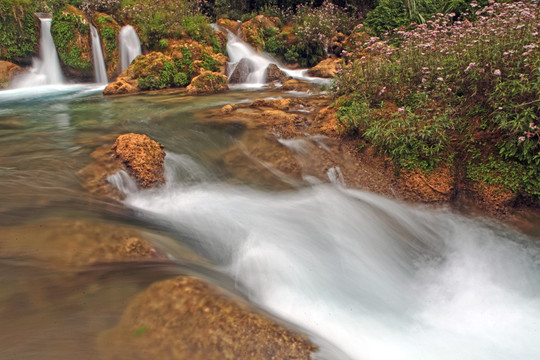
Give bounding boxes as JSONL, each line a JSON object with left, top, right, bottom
{"left": 112, "top": 133, "right": 166, "bottom": 189}
{"left": 265, "top": 64, "right": 290, "bottom": 84}
{"left": 98, "top": 276, "right": 317, "bottom": 360}
{"left": 228, "top": 58, "right": 257, "bottom": 84}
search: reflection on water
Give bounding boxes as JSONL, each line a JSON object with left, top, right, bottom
{"left": 0, "top": 87, "right": 539, "bottom": 360}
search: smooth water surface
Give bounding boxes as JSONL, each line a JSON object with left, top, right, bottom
{"left": 0, "top": 87, "right": 539, "bottom": 360}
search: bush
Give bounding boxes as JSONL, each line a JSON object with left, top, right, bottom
{"left": 0, "top": 0, "right": 39, "bottom": 63}
{"left": 335, "top": 0, "right": 540, "bottom": 196}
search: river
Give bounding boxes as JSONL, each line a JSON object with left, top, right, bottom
{"left": 0, "top": 85, "right": 539, "bottom": 360}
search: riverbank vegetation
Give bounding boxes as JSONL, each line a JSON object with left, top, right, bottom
{"left": 335, "top": 0, "right": 539, "bottom": 202}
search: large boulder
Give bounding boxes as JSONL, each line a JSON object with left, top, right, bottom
{"left": 265, "top": 64, "right": 290, "bottom": 84}
{"left": 307, "top": 58, "right": 341, "bottom": 78}
{"left": 92, "top": 12, "right": 121, "bottom": 80}
{"left": 51, "top": 5, "right": 93, "bottom": 81}
{"left": 112, "top": 133, "right": 166, "bottom": 189}
{"left": 103, "top": 77, "right": 138, "bottom": 95}
{"left": 228, "top": 58, "right": 257, "bottom": 84}
{"left": 98, "top": 276, "right": 316, "bottom": 360}
{"left": 187, "top": 71, "right": 228, "bottom": 95}
{"left": 0, "top": 60, "right": 23, "bottom": 88}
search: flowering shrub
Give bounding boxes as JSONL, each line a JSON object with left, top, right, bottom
{"left": 335, "top": 0, "right": 540, "bottom": 197}
{"left": 80, "top": 0, "right": 120, "bottom": 13}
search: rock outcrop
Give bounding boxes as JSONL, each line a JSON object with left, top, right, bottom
{"left": 50, "top": 5, "right": 93, "bottom": 81}
{"left": 240, "top": 15, "right": 280, "bottom": 50}
{"left": 0, "top": 60, "right": 23, "bottom": 88}
{"left": 98, "top": 276, "right": 316, "bottom": 360}
{"left": 112, "top": 133, "right": 166, "bottom": 189}
{"left": 187, "top": 71, "right": 228, "bottom": 95}
{"left": 307, "top": 58, "right": 341, "bottom": 78}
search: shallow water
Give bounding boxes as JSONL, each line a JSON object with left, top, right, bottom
{"left": 0, "top": 86, "right": 539, "bottom": 360}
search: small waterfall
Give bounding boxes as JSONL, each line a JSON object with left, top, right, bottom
{"left": 226, "top": 30, "right": 274, "bottom": 85}
{"left": 90, "top": 24, "right": 108, "bottom": 84}
{"left": 119, "top": 25, "right": 142, "bottom": 71}
{"left": 12, "top": 17, "right": 64, "bottom": 88}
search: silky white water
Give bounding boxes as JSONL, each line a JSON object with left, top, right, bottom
{"left": 119, "top": 25, "right": 142, "bottom": 71}
{"left": 90, "top": 24, "right": 108, "bottom": 84}
{"left": 225, "top": 30, "right": 331, "bottom": 87}
{"left": 111, "top": 154, "right": 540, "bottom": 360}
{"left": 11, "top": 18, "right": 64, "bottom": 88}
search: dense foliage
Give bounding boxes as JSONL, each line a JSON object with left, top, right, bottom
{"left": 0, "top": 0, "right": 38, "bottom": 63}
{"left": 335, "top": 1, "right": 540, "bottom": 198}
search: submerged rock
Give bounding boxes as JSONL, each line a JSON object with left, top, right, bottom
{"left": 112, "top": 133, "right": 166, "bottom": 189}
{"left": 99, "top": 276, "right": 316, "bottom": 360}
{"left": 187, "top": 71, "right": 228, "bottom": 95}
{"left": 0, "top": 60, "right": 23, "bottom": 88}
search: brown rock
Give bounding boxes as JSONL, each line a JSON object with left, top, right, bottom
{"left": 265, "top": 64, "right": 290, "bottom": 84}
{"left": 0, "top": 60, "right": 23, "bottom": 88}
{"left": 217, "top": 18, "right": 242, "bottom": 34}
{"left": 187, "top": 71, "right": 228, "bottom": 95}
{"left": 0, "top": 218, "right": 159, "bottom": 268}
{"left": 112, "top": 133, "right": 166, "bottom": 188}
{"left": 307, "top": 58, "right": 341, "bottom": 78}
{"left": 98, "top": 276, "right": 316, "bottom": 360}
{"left": 103, "top": 78, "right": 138, "bottom": 95}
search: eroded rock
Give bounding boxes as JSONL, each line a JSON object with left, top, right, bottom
{"left": 307, "top": 58, "right": 341, "bottom": 78}
{"left": 265, "top": 64, "right": 290, "bottom": 84}
{"left": 98, "top": 276, "right": 316, "bottom": 360}
{"left": 229, "top": 58, "right": 257, "bottom": 84}
{"left": 0, "top": 60, "right": 23, "bottom": 88}
{"left": 112, "top": 133, "right": 166, "bottom": 189}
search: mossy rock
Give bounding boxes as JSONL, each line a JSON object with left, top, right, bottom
{"left": 187, "top": 71, "right": 228, "bottom": 95}
{"left": 0, "top": 4, "right": 39, "bottom": 65}
{"left": 51, "top": 5, "right": 93, "bottom": 81}
{"left": 241, "top": 15, "right": 280, "bottom": 51}
{"left": 92, "top": 12, "right": 121, "bottom": 80}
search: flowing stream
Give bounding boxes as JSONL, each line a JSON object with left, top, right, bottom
{"left": 0, "top": 85, "right": 539, "bottom": 360}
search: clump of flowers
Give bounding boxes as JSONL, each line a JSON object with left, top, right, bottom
{"left": 335, "top": 0, "right": 539, "bottom": 197}
{"left": 80, "top": 0, "right": 121, "bottom": 14}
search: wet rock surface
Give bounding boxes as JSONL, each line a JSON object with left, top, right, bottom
{"left": 112, "top": 133, "right": 166, "bottom": 189}
{"left": 186, "top": 71, "right": 228, "bottom": 95}
{"left": 229, "top": 58, "right": 257, "bottom": 84}
{"left": 98, "top": 276, "right": 316, "bottom": 360}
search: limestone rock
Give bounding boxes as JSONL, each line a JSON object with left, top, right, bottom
{"left": 187, "top": 71, "right": 228, "bottom": 95}
{"left": 0, "top": 60, "right": 23, "bottom": 88}
{"left": 307, "top": 58, "right": 341, "bottom": 78}
{"left": 281, "top": 79, "right": 313, "bottom": 92}
{"left": 103, "top": 78, "right": 138, "bottom": 95}
{"left": 229, "top": 58, "right": 257, "bottom": 83}
{"left": 112, "top": 133, "right": 166, "bottom": 189}
{"left": 98, "top": 276, "right": 316, "bottom": 360}
{"left": 217, "top": 18, "right": 242, "bottom": 34}
{"left": 265, "top": 64, "right": 290, "bottom": 84}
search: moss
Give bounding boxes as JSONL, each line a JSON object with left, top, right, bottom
{"left": 51, "top": 6, "right": 92, "bottom": 74}
{"left": 0, "top": 1, "right": 39, "bottom": 64}
{"left": 93, "top": 12, "right": 120, "bottom": 78}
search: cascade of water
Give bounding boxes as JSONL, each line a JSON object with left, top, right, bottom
{"left": 119, "top": 25, "right": 142, "bottom": 71}
{"left": 226, "top": 30, "right": 274, "bottom": 85}
{"left": 110, "top": 153, "right": 540, "bottom": 360}
{"left": 90, "top": 24, "right": 108, "bottom": 84}
{"left": 11, "top": 17, "right": 64, "bottom": 88}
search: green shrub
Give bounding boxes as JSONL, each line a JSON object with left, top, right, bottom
{"left": 336, "top": 1, "right": 540, "bottom": 197}
{"left": 51, "top": 8, "right": 92, "bottom": 73}
{"left": 0, "top": 0, "right": 39, "bottom": 63}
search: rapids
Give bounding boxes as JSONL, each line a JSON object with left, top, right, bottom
{"left": 1, "top": 52, "right": 539, "bottom": 360}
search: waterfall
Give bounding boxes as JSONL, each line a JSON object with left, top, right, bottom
{"left": 226, "top": 30, "right": 274, "bottom": 85}
{"left": 12, "top": 17, "right": 64, "bottom": 88}
{"left": 119, "top": 25, "right": 142, "bottom": 71}
{"left": 90, "top": 24, "right": 108, "bottom": 84}
{"left": 224, "top": 30, "right": 331, "bottom": 87}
